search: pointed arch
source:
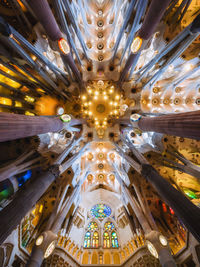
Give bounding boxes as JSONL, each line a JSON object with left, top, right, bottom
{"left": 113, "top": 252, "right": 120, "bottom": 264}
{"left": 104, "top": 252, "right": 111, "bottom": 264}
{"left": 82, "top": 252, "right": 89, "bottom": 264}
{"left": 91, "top": 252, "right": 98, "bottom": 264}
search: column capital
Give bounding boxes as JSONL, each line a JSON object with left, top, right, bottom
{"left": 130, "top": 114, "right": 143, "bottom": 135}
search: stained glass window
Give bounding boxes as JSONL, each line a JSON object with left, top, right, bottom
{"left": 84, "top": 231, "right": 91, "bottom": 248}
{"left": 104, "top": 221, "right": 115, "bottom": 231}
{"left": 88, "top": 221, "right": 98, "bottom": 231}
{"left": 111, "top": 231, "right": 119, "bottom": 248}
{"left": 90, "top": 204, "right": 111, "bottom": 219}
{"left": 92, "top": 231, "right": 99, "bottom": 248}
{"left": 103, "top": 232, "right": 110, "bottom": 248}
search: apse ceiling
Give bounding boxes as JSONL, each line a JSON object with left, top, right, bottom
{"left": 0, "top": 0, "right": 200, "bottom": 266}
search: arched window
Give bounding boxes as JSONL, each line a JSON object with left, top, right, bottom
{"left": 84, "top": 231, "right": 91, "bottom": 248}
{"left": 111, "top": 231, "right": 119, "bottom": 248}
{"left": 103, "top": 221, "right": 119, "bottom": 248}
{"left": 103, "top": 232, "right": 110, "bottom": 248}
{"left": 92, "top": 231, "right": 99, "bottom": 248}
{"left": 84, "top": 221, "right": 99, "bottom": 248}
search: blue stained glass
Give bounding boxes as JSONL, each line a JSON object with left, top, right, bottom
{"left": 111, "top": 231, "right": 119, "bottom": 248}
{"left": 90, "top": 204, "right": 111, "bottom": 219}
{"left": 104, "top": 221, "right": 115, "bottom": 231}
{"left": 84, "top": 231, "right": 91, "bottom": 248}
{"left": 17, "top": 170, "right": 32, "bottom": 187}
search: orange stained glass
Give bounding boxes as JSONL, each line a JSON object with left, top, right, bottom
{"left": 92, "top": 231, "right": 99, "bottom": 248}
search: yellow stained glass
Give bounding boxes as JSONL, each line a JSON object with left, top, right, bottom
{"left": 103, "top": 232, "right": 110, "bottom": 248}
{"left": 92, "top": 231, "right": 99, "bottom": 248}
{"left": 15, "top": 101, "right": 22, "bottom": 107}
{"left": 0, "top": 97, "right": 12, "bottom": 106}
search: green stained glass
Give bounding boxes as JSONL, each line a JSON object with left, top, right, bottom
{"left": 184, "top": 189, "right": 197, "bottom": 199}
{"left": 104, "top": 221, "right": 115, "bottom": 231}
{"left": 90, "top": 204, "right": 111, "bottom": 219}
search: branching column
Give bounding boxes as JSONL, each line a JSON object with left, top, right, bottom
{"left": 0, "top": 112, "right": 64, "bottom": 142}
{"left": 0, "top": 165, "right": 60, "bottom": 244}
{"left": 131, "top": 111, "right": 200, "bottom": 140}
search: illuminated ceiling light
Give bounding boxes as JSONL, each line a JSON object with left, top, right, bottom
{"left": 88, "top": 101, "right": 92, "bottom": 105}
{"left": 95, "top": 91, "right": 99, "bottom": 96}
{"left": 88, "top": 111, "right": 92, "bottom": 115}
{"left": 58, "top": 38, "right": 70, "bottom": 55}
{"left": 109, "top": 89, "right": 113, "bottom": 93}
{"left": 44, "top": 241, "right": 56, "bottom": 259}
{"left": 109, "top": 101, "right": 113, "bottom": 105}
{"left": 35, "top": 235, "right": 44, "bottom": 246}
{"left": 159, "top": 235, "right": 168, "bottom": 246}
{"left": 97, "top": 80, "right": 104, "bottom": 87}
{"left": 82, "top": 95, "right": 86, "bottom": 100}
{"left": 60, "top": 114, "right": 71, "bottom": 122}
{"left": 131, "top": 36, "right": 143, "bottom": 54}
{"left": 115, "top": 95, "right": 120, "bottom": 100}
{"left": 184, "top": 63, "right": 193, "bottom": 72}
{"left": 146, "top": 241, "right": 158, "bottom": 259}
{"left": 94, "top": 96, "right": 98, "bottom": 100}
{"left": 88, "top": 89, "right": 92, "bottom": 94}
{"left": 114, "top": 110, "right": 118, "bottom": 114}
{"left": 104, "top": 95, "right": 108, "bottom": 100}
{"left": 57, "top": 107, "right": 64, "bottom": 115}
{"left": 114, "top": 102, "right": 117, "bottom": 106}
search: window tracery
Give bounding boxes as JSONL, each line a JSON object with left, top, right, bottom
{"left": 83, "top": 219, "right": 119, "bottom": 249}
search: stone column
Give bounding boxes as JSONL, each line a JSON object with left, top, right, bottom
{"left": 146, "top": 231, "right": 176, "bottom": 267}
{"left": 27, "top": 0, "right": 62, "bottom": 41}
{"left": 123, "top": 184, "right": 152, "bottom": 234}
{"left": 141, "top": 164, "right": 200, "bottom": 243}
{"left": 26, "top": 230, "right": 57, "bottom": 267}
{"left": 0, "top": 165, "right": 60, "bottom": 245}
{"left": 131, "top": 111, "right": 200, "bottom": 140}
{"left": 119, "top": 0, "right": 171, "bottom": 83}
{"left": 0, "top": 113, "right": 64, "bottom": 142}
{"left": 26, "top": 168, "right": 86, "bottom": 266}
{"left": 138, "top": 0, "right": 171, "bottom": 40}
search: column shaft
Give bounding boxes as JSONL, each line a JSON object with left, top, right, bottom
{"left": 138, "top": 0, "right": 171, "bottom": 40}
{"left": 0, "top": 167, "right": 58, "bottom": 244}
{"left": 27, "top": 0, "right": 62, "bottom": 41}
{"left": 26, "top": 246, "right": 44, "bottom": 267}
{"left": 138, "top": 110, "right": 200, "bottom": 140}
{"left": 141, "top": 164, "right": 200, "bottom": 242}
{"left": 0, "top": 112, "right": 63, "bottom": 142}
